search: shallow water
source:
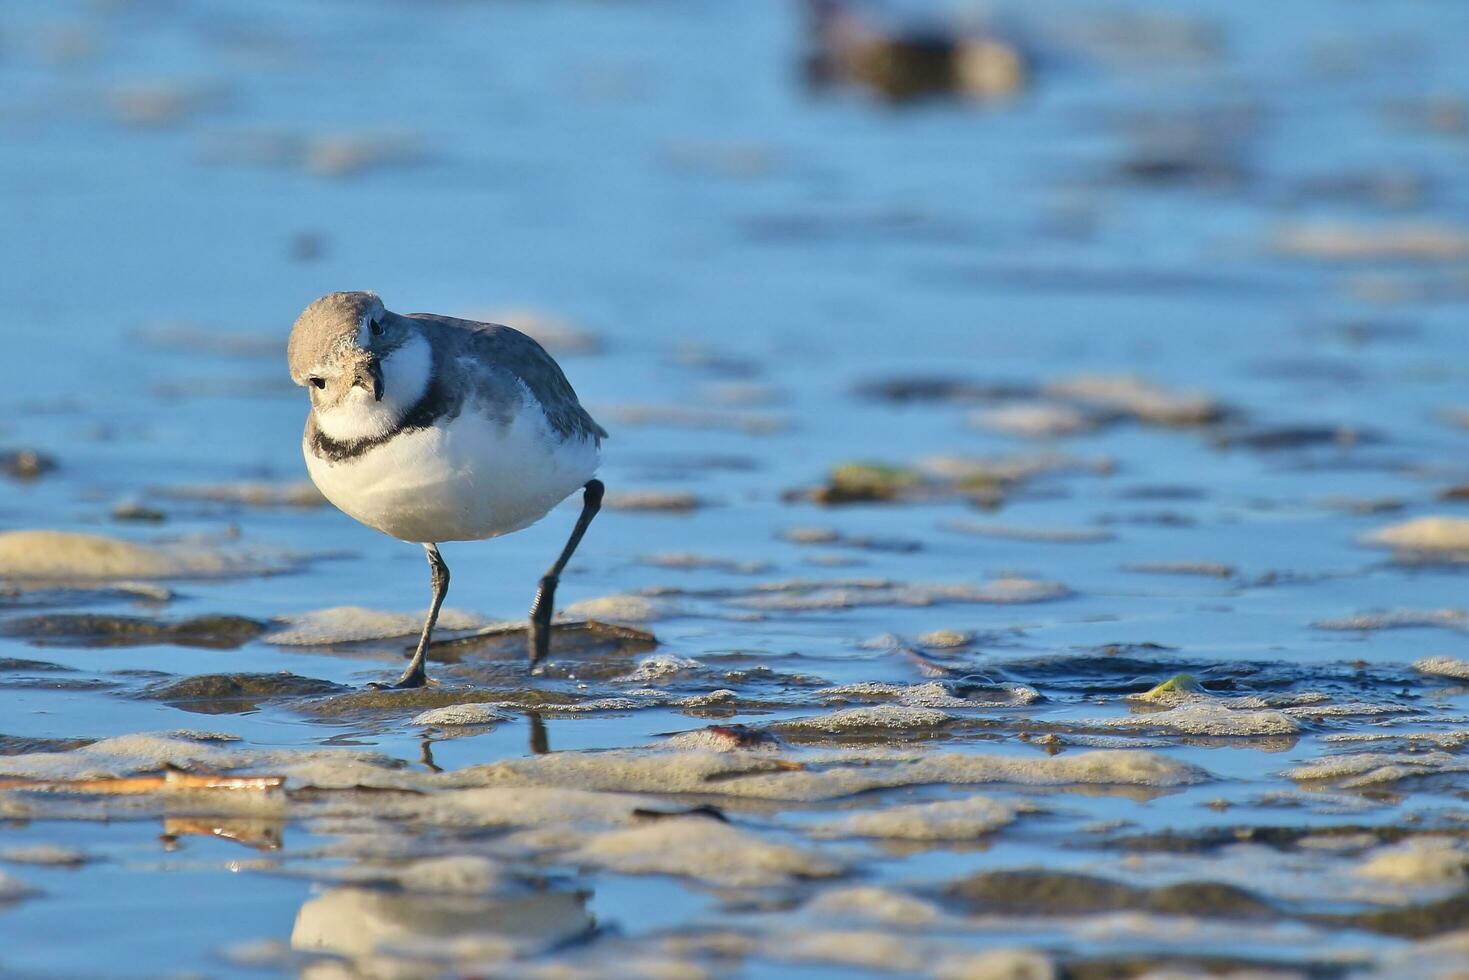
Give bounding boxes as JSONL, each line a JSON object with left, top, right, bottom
{"left": 6, "top": 0, "right": 1469, "bottom": 977}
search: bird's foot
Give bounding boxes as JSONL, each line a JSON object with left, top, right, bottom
{"left": 368, "top": 670, "right": 427, "bottom": 691}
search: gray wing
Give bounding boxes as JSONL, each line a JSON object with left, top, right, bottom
{"left": 408, "top": 313, "right": 607, "bottom": 443}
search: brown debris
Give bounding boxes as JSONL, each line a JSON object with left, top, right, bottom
{"left": 805, "top": 0, "right": 1027, "bottom": 103}
{"left": 0, "top": 765, "right": 284, "bottom": 796}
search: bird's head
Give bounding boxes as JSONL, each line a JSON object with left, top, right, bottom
{"left": 288, "top": 291, "right": 400, "bottom": 407}
{"left": 288, "top": 291, "right": 430, "bottom": 441}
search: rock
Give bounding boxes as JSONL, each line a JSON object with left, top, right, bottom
{"left": 264, "top": 606, "right": 492, "bottom": 645}
{"left": 1214, "top": 425, "right": 1370, "bottom": 451}
{"left": 780, "top": 527, "right": 921, "bottom": 552}
{"left": 730, "top": 577, "right": 1070, "bottom": 611}
{"left": 805, "top": 0, "right": 1027, "bottom": 103}
{"left": 1, "top": 613, "right": 268, "bottom": 649}
{"left": 1044, "top": 375, "right": 1223, "bottom": 426}
{"left": 969, "top": 402, "right": 1096, "bottom": 439}
{"left": 918, "top": 629, "right": 973, "bottom": 649}
{"left": 612, "top": 654, "right": 701, "bottom": 683}
{"left": 663, "top": 724, "right": 781, "bottom": 752}
{"left": 561, "top": 595, "right": 682, "bottom": 623}
{"left": 602, "top": 491, "right": 702, "bottom": 513}
{"left": 0, "top": 531, "right": 289, "bottom": 581}
{"left": 852, "top": 376, "right": 1034, "bottom": 404}
{"left": 153, "top": 481, "right": 325, "bottom": 508}
{"left": 411, "top": 704, "right": 510, "bottom": 727}
{"left": 775, "top": 705, "right": 955, "bottom": 733}
{"left": 568, "top": 818, "right": 841, "bottom": 887}
{"left": 1123, "top": 561, "right": 1236, "bottom": 578}
{"left": 1, "top": 449, "right": 56, "bottom": 481}
{"left": 810, "top": 462, "right": 921, "bottom": 504}
{"left": 945, "top": 521, "right": 1113, "bottom": 544}
{"left": 810, "top": 795, "right": 1021, "bottom": 840}
{"left": 1272, "top": 221, "right": 1469, "bottom": 261}
{"left": 140, "top": 673, "right": 346, "bottom": 714}
{"left": 1415, "top": 657, "right": 1469, "bottom": 680}
{"left": 1094, "top": 702, "right": 1299, "bottom": 737}
{"left": 945, "top": 870, "right": 1275, "bottom": 919}
{"left": 110, "top": 501, "right": 167, "bottom": 523}
{"left": 426, "top": 620, "right": 657, "bottom": 660}
{"left": 1357, "top": 839, "right": 1469, "bottom": 884}
{"left": 304, "top": 133, "right": 421, "bottom": 178}
{"left": 108, "top": 82, "right": 212, "bottom": 127}
{"left": 638, "top": 553, "right": 772, "bottom": 574}
{"left": 463, "top": 747, "right": 1210, "bottom": 801}
{"left": 1316, "top": 609, "right": 1466, "bottom": 632}
{"left": 1367, "top": 517, "right": 1469, "bottom": 555}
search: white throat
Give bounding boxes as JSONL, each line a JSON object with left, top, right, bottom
{"left": 313, "top": 331, "right": 432, "bottom": 442}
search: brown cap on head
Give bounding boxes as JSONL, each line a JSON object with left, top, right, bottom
{"left": 286, "top": 291, "right": 385, "bottom": 385}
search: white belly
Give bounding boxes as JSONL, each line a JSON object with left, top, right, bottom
{"left": 305, "top": 406, "right": 600, "bottom": 544}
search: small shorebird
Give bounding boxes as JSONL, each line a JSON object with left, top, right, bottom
{"left": 287, "top": 291, "right": 606, "bottom": 688}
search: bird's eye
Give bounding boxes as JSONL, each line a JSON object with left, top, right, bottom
{"left": 310, "top": 376, "right": 326, "bottom": 389}
{"left": 368, "top": 318, "right": 383, "bottom": 337}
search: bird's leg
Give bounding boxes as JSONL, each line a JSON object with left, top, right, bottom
{"left": 528, "top": 479, "right": 604, "bottom": 668}
{"left": 528, "top": 711, "right": 550, "bottom": 755}
{"left": 375, "top": 543, "right": 449, "bottom": 689}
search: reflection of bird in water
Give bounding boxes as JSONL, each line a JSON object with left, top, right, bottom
{"left": 291, "top": 884, "right": 593, "bottom": 963}
{"left": 288, "top": 291, "right": 606, "bottom": 688}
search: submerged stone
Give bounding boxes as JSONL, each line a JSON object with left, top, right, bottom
{"left": 943, "top": 869, "right": 1275, "bottom": 919}
{"left": 427, "top": 620, "right": 658, "bottom": 661}
{"left": 140, "top": 673, "right": 346, "bottom": 713}
{"left": 1, "top": 449, "right": 57, "bottom": 481}
{"left": 0, "top": 734, "right": 96, "bottom": 756}
{"left": 305, "top": 686, "right": 580, "bottom": 718}
{"left": 811, "top": 462, "right": 922, "bottom": 504}
{"left": 851, "top": 376, "right": 1034, "bottom": 405}
{"left": 1, "top": 614, "right": 268, "bottom": 649}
